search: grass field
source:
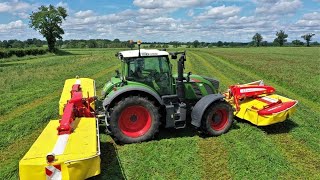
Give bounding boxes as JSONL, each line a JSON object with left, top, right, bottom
{"left": 0, "top": 47, "right": 319, "bottom": 179}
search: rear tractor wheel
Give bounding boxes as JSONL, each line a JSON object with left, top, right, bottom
{"left": 202, "top": 101, "right": 233, "bottom": 136}
{"left": 109, "top": 96, "right": 160, "bottom": 143}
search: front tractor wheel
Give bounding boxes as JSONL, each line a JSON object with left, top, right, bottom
{"left": 109, "top": 96, "right": 160, "bottom": 143}
{"left": 202, "top": 101, "right": 233, "bottom": 136}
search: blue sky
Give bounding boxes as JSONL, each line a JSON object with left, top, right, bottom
{"left": 0, "top": 0, "right": 319, "bottom": 42}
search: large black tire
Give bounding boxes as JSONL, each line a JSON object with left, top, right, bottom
{"left": 109, "top": 96, "right": 160, "bottom": 143}
{"left": 202, "top": 101, "right": 233, "bottom": 136}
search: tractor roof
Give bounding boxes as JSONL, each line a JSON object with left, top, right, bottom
{"left": 118, "top": 49, "right": 169, "bottom": 58}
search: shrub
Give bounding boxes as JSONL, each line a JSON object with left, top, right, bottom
{"left": 0, "top": 48, "right": 48, "bottom": 59}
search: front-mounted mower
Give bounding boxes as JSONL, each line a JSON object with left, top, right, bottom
{"left": 19, "top": 42, "right": 298, "bottom": 179}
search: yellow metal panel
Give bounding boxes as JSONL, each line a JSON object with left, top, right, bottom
{"left": 234, "top": 94, "right": 297, "bottom": 126}
{"left": 19, "top": 117, "right": 100, "bottom": 180}
{"left": 59, "top": 78, "right": 96, "bottom": 116}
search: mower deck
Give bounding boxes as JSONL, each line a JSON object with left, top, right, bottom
{"left": 233, "top": 94, "right": 297, "bottom": 126}
{"left": 19, "top": 78, "right": 100, "bottom": 180}
{"left": 19, "top": 117, "right": 100, "bottom": 180}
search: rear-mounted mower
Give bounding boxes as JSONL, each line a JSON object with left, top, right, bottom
{"left": 19, "top": 43, "right": 297, "bottom": 179}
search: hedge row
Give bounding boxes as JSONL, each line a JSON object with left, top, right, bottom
{"left": 0, "top": 48, "right": 48, "bottom": 59}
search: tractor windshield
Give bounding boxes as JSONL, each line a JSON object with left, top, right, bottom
{"left": 127, "top": 56, "right": 172, "bottom": 95}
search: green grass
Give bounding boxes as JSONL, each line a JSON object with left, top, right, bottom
{"left": 0, "top": 47, "right": 319, "bottom": 179}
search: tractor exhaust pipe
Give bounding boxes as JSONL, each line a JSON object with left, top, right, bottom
{"left": 177, "top": 52, "right": 186, "bottom": 102}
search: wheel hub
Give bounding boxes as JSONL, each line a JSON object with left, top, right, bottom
{"left": 130, "top": 115, "right": 138, "bottom": 122}
{"left": 118, "top": 105, "right": 152, "bottom": 138}
{"left": 211, "top": 109, "right": 228, "bottom": 131}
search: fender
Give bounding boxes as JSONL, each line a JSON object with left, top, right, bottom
{"left": 103, "top": 87, "right": 163, "bottom": 109}
{"left": 191, "top": 94, "right": 225, "bottom": 127}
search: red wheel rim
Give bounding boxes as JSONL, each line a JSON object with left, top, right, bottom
{"left": 119, "top": 105, "right": 152, "bottom": 138}
{"left": 210, "top": 109, "right": 228, "bottom": 131}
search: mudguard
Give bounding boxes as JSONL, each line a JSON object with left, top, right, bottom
{"left": 103, "top": 87, "right": 163, "bottom": 109}
{"left": 191, "top": 94, "right": 225, "bottom": 127}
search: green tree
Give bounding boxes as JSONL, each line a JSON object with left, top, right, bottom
{"left": 301, "top": 33, "right": 315, "bottom": 47}
{"left": 29, "top": 5, "right": 67, "bottom": 52}
{"left": 252, "top": 33, "right": 263, "bottom": 47}
{"left": 193, "top": 40, "right": 200, "bottom": 48}
{"left": 186, "top": 42, "right": 192, "bottom": 48}
{"left": 274, "top": 30, "right": 288, "bottom": 46}
{"left": 171, "top": 41, "right": 181, "bottom": 48}
{"left": 292, "top": 39, "right": 304, "bottom": 46}
{"left": 217, "top": 41, "right": 223, "bottom": 47}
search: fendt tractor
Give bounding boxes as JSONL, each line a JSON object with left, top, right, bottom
{"left": 19, "top": 42, "right": 298, "bottom": 179}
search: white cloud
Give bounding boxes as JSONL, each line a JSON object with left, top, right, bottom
{"left": 187, "top": 9, "right": 194, "bottom": 16}
{"left": 74, "top": 10, "right": 95, "bottom": 18}
{"left": 0, "top": 20, "right": 25, "bottom": 33}
{"left": 197, "top": 5, "right": 241, "bottom": 19}
{"left": 56, "top": 2, "right": 68, "bottom": 9}
{"left": 295, "top": 12, "right": 320, "bottom": 28}
{"left": 0, "top": 0, "right": 32, "bottom": 13}
{"left": 133, "top": 0, "right": 214, "bottom": 9}
{"left": 254, "top": 0, "right": 302, "bottom": 15}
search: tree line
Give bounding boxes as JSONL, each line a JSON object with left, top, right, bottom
{"left": 1, "top": 37, "right": 319, "bottom": 50}
{"left": 252, "top": 31, "right": 317, "bottom": 47}
{"left": 0, "top": 38, "right": 46, "bottom": 48}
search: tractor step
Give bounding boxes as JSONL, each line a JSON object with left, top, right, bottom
{"left": 164, "top": 100, "right": 187, "bottom": 129}
{"left": 162, "top": 94, "right": 187, "bottom": 129}
{"left": 174, "top": 103, "right": 187, "bottom": 129}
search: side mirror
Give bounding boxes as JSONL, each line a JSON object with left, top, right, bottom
{"left": 187, "top": 72, "right": 192, "bottom": 82}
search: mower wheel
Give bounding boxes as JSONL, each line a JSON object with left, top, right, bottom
{"left": 109, "top": 96, "right": 160, "bottom": 143}
{"left": 202, "top": 101, "right": 233, "bottom": 136}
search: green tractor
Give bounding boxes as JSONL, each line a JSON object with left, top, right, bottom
{"left": 101, "top": 46, "right": 233, "bottom": 143}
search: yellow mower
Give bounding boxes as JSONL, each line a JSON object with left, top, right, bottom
{"left": 19, "top": 78, "right": 100, "bottom": 180}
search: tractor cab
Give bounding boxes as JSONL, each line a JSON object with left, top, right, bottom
{"left": 116, "top": 49, "right": 174, "bottom": 95}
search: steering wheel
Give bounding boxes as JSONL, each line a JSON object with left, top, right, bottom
{"left": 149, "top": 70, "right": 162, "bottom": 81}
